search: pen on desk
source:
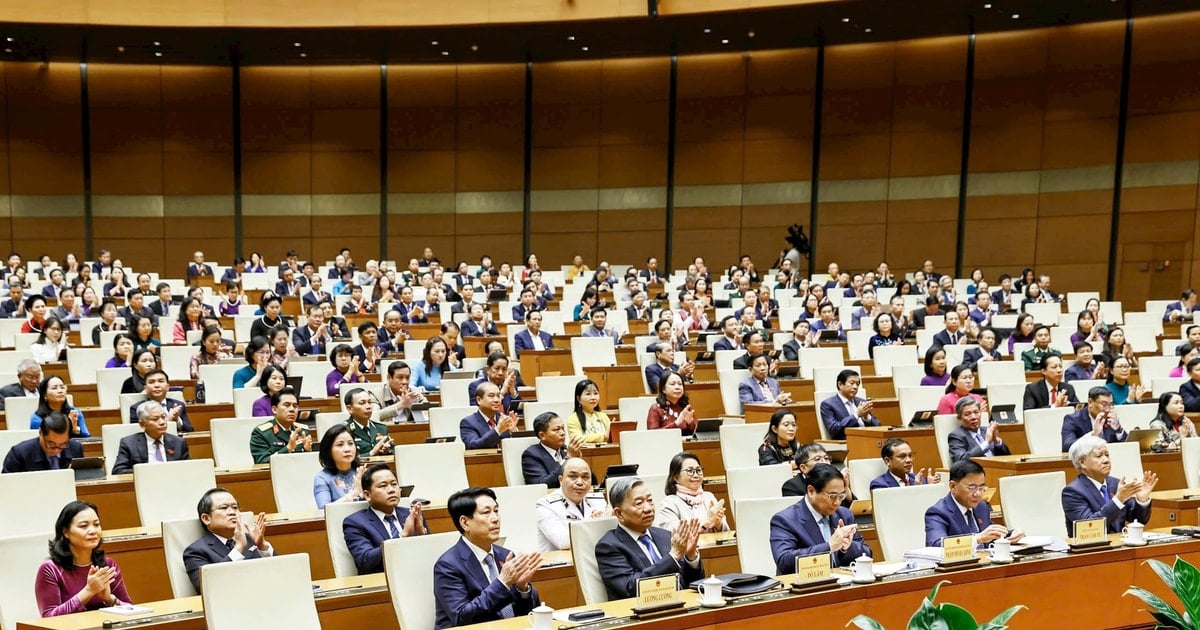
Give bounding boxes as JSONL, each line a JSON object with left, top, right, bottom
{"left": 541, "top": 561, "right": 570, "bottom": 568}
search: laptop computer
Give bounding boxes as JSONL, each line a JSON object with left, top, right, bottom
{"left": 285, "top": 376, "right": 304, "bottom": 395}
{"left": 691, "top": 418, "right": 724, "bottom": 441}
{"left": 775, "top": 362, "right": 800, "bottom": 378}
{"left": 817, "top": 329, "right": 842, "bottom": 342}
{"left": 1126, "top": 428, "right": 1161, "bottom": 452}
{"left": 69, "top": 457, "right": 106, "bottom": 481}
{"left": 989, "top": 404, "right": 1019, "bottom": 425}
{"left": 425, "top": 436, "right": 457, "bottom": 444}
{"left": 693, "top": 351, "right": 715, "bottom": 363}
{"left": 597, "top": 464, "right": 639, "bottom": 490}
{"left": 909, "top": 410, "right": 936, "bottom": 428}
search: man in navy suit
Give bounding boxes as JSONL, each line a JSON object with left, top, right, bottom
{"left": 434, "top": 487, "right": 541, "bottom": 628}
{"left": 183, "top": 488, "right": 274, "bottom": 593}
{"left": 925, "top": 460, "right": 1023, "bottom": 546}
{"left": 274, "top": 266, "right": 302, "bottom": 297}
{"left": 712, "top": 315, "right": 742, "bottom": 352}
{"left": 521, "top": 412, "right": 583, "bottom": 487}
{"left": 1, "top": 412, "right": 82, "bottom": 473}
{"left": 1181, "top": 357, "right": 1200, "bottom": 413}
{"left": 511, "top": 289, "right": 542, "bottom": 323}
{"left": 111, "top": 401, "right": 190, "bottom": 474}
{"left": 291, "top": 304, "right": 332, "bottom": 356}
{"left": 186, "top": 251, "right": 214, "bottom": 281}
{"left": 342, "top": 464, "right": 428, "bottom": 574}
{"left": 1062, "top": 435, "right": 1156, "bottom": 534}
{"left": 644, "top": 342, "right": 695, "bottom": 393}
{"left": 818, "top": 369, "right": 879, "bottom": 440}
{"left": 468, "top": 353, "right": 523, "bottom": 412}
{"left": 962, "top": 328, "right": 1002, "bottom": 369}
{"left": 301, "top": 274, "right": 331, "bottom": 307}
{"left": 513, "top": 310, "right": 553, "bottom": 358}
{"left": 595, "top": 476, "right": 704, "bottom": 600}
{"left": 868, "top": 438, "right": 939, "bottom": 491}
{"left": 1061, "top": 387, "right": 1127, "bottom": 452}
{"left": 393, "top": 286, "right": 428, "bottom": 323}
{"left": 625, "top": 290, "right": 651, "bottom": 322}
{"left": 460, "top": 382, "right": 519, "bottom": 449}
{"left": 931, "top": 311, "right": 969, "bottom": 347}
{"left": 1022, "top": 354, "right": 1078, "bottom": 410}
{"left": 737, "top": 354, "right": 792, "bottom": 406}
{"left": 461, "top": 303, "right": 500, "bottom": 337}
{"left": 1164, "top": 289, "right": 1200, "bottom": 322}
{"left": 770, "top": 463, "right": 871, "bottom": 570}
{"left": 948, "top": 397, "right": 1011, "bottom": 462}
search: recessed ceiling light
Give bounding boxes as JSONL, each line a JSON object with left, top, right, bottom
{"left": 470, "top": 43, "right": 479, "bottom": 51}
{"left": 293, "top": 42, "right": 301, "bottom": 47}
{"left": 299, "top": 52, "right": 307, "bottom": 58}
{"left": 116, "top": 46, "right": 125, "bottom": 53}
{"left": 153, "top": 41, "right": 160, "bottom": 46}
{"left": 721, "top": 39, "right": 729, "bottom": 44}
{"left": 842, "top": 17, "right": 850, "bottom": 22}
{"left": 747, "top": 29, "right": 755, "bottom": 38}
{"left": 983, "top": 3, "right": 992, "bottom": 7}
{"left": 5, "top": 37, "right": 12, "bottom": 43}
{"left": 431, "top": 40, "right": 439, "bottom": 46}
{"left": 441, "top": 51, "right": 449, "bottom": 56}
{"left": 581, "top": 46, "right": 589, "bottom": 52}
{"left": 865, "top": 27, "right": 872, "bottom": 33}
{"left": 3, "top": 49, "right": 10, "bottom": 54}
{"left": 1011, "top": 13, "right": 1019, "bottom": 18}
{"left": 703, "top": 28, "right": 711, "bottom": 34}
{"left": 568, "top": 35, "right": 575, "bottom": 41}
{"left": 154, "top": 51, "right": 162, "bottom": 57}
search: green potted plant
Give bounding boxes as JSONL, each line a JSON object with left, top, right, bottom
{"left": 848, "top": 580, "right": 1024, "bottom": 629}
{"left": 1125, "top": 556, "right": 1200, "bottom": 629}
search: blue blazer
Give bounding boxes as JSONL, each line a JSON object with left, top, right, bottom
{"left": 924, "top": 494, "right": 997, "bottom": 546}
{"left": 644, "top": 363, "right": 678, "bottom": 393}
{"left": 393, "top": 300, "right": 428, "bottom": 324}
{"left": 521, "top": 442, "right": 564, "bottom": 488}
{"left": 433, "top": 538, "right": 540, "bottom": 629}
{"left": 1062, "top": 474, "right": 1151, "bottom": 534}
{"left": 291, "top": 325, "right": 329, "bottom": 356}
{"left": 738, "top": 376, "right": 781, "bottom": 405}
{"left": 868, "top": 471, "right": 917, "bottom": 492}
{"left": 460, "top": 319, "right": 499, "bottom": 338}
{"left": 713, "top": 337, "right": 739, "bottom": 352}
{"left": 513, "top": 330, "right": 553, "bottom": 357}
{"left": 342, "top": 506, "right": 423, "bottom": 575}
{"left": 460, "top": 410, "right": 509, "bottom": 450}
{"left": 1060, "top": 407, "right": 1127, "bottom": 453}
{"left": 1, "top": 436, "right": 83, "bottom": 473}
{"left": 595, "top": 525, "right": 705, "bottom": 601}
{"left": 947, "top": 425, "right": 1012, "bottom": 462}
{"left": 770, "top": 500, "right": 870, "bottom": 571}
{"left": 467, "top": 377, "right": 520, "bottom": 411}
{"left": 818, "top": 394, "right": 878, "bottom": 440}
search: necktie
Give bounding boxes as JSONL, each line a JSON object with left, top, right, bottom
{"left": 403, "top": 408, "right": 415, "bottom": 423}
{"left": 1050, "top": 388, "right": 1057, "bottom": 405}
{"left": 48, "top": 455, "right": 60, "bottom": 469}
{"left": 638, "top": 534, "right": 662, "bottom": 563}
{"left": 903, "top": 474, "right": 910, "bottom": 486}
{"left": 154, "top": 440, "right": 165, "bottom": 462}
{"left": 846, "top": 399, "right": 858, "bottom": 422}
{"left": 964, "top": 510, "right": 976, "bottom": 533}
{"left": 488, "top": 414, "right": 498, "bottom": 430}
{"left": 384, "top": 514, "right": 401, "bottom": 539}
{"left": 1101, "top": 482, "right": 1112, "bottom": 503}
{"left": 483, "top": 554, "right": 515, "bottom": 619}
{"left": 818, "top": 516, "right": 831, "bottom": 543}
{"left": 759, "top": 380, "right": 772, "bottom": 401}
{"left": 225, "top": 538, "right": 235, "bottom": 551}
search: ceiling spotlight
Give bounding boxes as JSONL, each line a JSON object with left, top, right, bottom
{"left": 703, "top": 28, "right": 711, "bottom": 34}
{"left": 431, "top": 40, "right": 439, "bottom": 45}
{"left": 5, "top": 37, "right": 12, "bottom": 42}
{"left": 293, "top": 42, "right": 301, "bottom": 47}
{"left": 1011, "top": 12, "right": 1019, "bottom": 18}
{"left": 581, "top": 46, "right": 589, "bottom": 52}
{"left": 3, "top": 49, "right": 10, "bottom": 54}
{"left": 864, "top": 27, "right": 872, "bottom": 33}
{"left": 441, "top": 51, "right": 449, "bottom": 56}
{"left": 721, "top": 39, "right": 729, "bottom": 44}
{"left": 470, "top": 43, "right": 479, "bottom": 51}
{"left": 747, "top": 29, "right": 755, "bottom": 38}
{"left": 299, "top": 52, "right": 307, "bottom": 58}
{"left": 116, "top": 45, "right": 125, "bottom": 53}
{"left": 568, "top": 35, "right": 575, "bottom": 41}
{"left": 154, "top": 51, "right": 162, "bottom": 57}
{"left": 153, "top": 41, "right": 160, "bottom": 46}
{"left": 842, "top": 17, "right": 850, "bottom": 22}
{"left": 983, "top": 3, "right": 991, "bottom": 7}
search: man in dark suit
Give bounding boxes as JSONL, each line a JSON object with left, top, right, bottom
{"left": 925, "top": 459, "right": 1023, "bottom": 546}
{"left": 638, "top": 256, "right": 662, "bottom": 285}
{"left": 148, "top": 283, "right": 173, "bottom": 319}
{"left": 962, "top": 328, "right": 1002, "bottom": 369}
{"left": 468, "top": 353, "right": 523, "bottom": 412}
{"left": 909, "top": 296, "right": 942, "bottom": 330}
{"left": 521, "top": 412, "right": 583, "bottom": 487}
{"left": 644, "top": 342, "right": 694, "bottom": 392}
{"left": 111, "top": 400, "right": 190, "bottom": 474}
{"left": 712, "top": 315, "right": 742, "bottom": 352}
{"left": 948, "top": 397, "right": 1011, "bottom": 462}
{"left": 596, "top": 476, "right": 704, "bottom": 600}
{"left": 931, "top": 311, "right": 969, "bottom": 347}
{"left": 291, "top": 304, "right": 332, "bottom": 356}
{"left": 818, "top": 369, "right": 878, "bottom": 440}
{"left": 183, "top": 488, "right": 274, "bottom": 593}
{"left": 301, "top": 274, "right": 331, "bottom": 307}
{"left": 130, "top": 369, "right": 194, "bottom": 432}
{"left": 1022, "top": 354, "right": 1078, "bottom": 410}
{"left": 1, "top": 412, "right": 82, "bottom": 473}
{"left": 461, "top": 303, "right": 500, "bottom": 337}
{"left": 868, "top": 438, "right": 939, "bottom": 491}
{"left": 0, "top": 358, "right": 41, "bottom": 411}
{"left": 738, "top": 354, "right": 791, "bottom": 406}
{"left": 990, "top": 274, "right": 1016, "bottom": 312}
{"left": 770, "top": 463, "right": 871, "bottom": 571}
{"left": 119, "top": 290, "right": 158, "bottom": 327}
{"left": 186, "top": 251, "right": 214, "bottom": 281}
{"left": 1181, "top": 357, "right": 1200, "bottom": 413}
{"left": 342, "top": 464, "right": 428, "bottom": 574}
{"left": 393, "top": 286, "right": 428, "bottom": 323}
{"left": 434, "top": 487, "right": 541, "bottom": 628}
{"left": 782, "top": 319, "right": 814, "bottom": 361}
{"left": 513, "top": 311, "right": 553, "bottom": 358}
{"left": 1061, "top": 387, "right": 1127, "bottom": 453}
{"left": 274, "top": 267, "right": 302, "bottom": 297}
{"left": 625, "top": 290, "right": 652, "bottom": 322}
{"left": 511, "top": 289, "right": 542, "bottom": 323}
{"left": 460, "top": 382, "right": 519, "bottom": 449}
{"left": 0, "top": 282, "right": 26, "bottom": 318}
{"left": 1164, "top": 289, "right": 1200, "bottom": 322}
{"left": 1062, "top": 435, "right": 1156, "bottom": 534}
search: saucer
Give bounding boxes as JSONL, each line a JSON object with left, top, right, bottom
{"left": 700, "top": 600, "right": 727, "bottom": 608}
{"left": 1121, "top": 537, "right": 1148, "bottom": 547}
{"left": 851, "top": 576, "right": 877, "bottom": 584}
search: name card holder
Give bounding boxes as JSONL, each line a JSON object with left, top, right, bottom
{"left": 791, "top": 553, "right": 840, "bottom": 594}
{"left": 631, "top": 575, "right": 687, "bottom": 620}
{"left": 1069, "top": 518, "right": 1112, "bottom": 553}
{"left": 935, "top": 534, "right": 980, "bottom": 572}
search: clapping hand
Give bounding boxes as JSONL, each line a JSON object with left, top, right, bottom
{"left": 670, "top": 518, "right": 701, "bottom": 560}
{"left": 829, "top": 519, "right": 857, "bottom": 552}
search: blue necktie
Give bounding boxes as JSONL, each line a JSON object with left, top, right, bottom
{"left": 48, "top": 455, "right": 60, "bottom": 469}
{"left": 483, "top": 554, "right": 514, "bottom": 619}
{"left": 384, "top": 514, "right": 401, "bottom": 539}
{"left": 1101, "top": 482, "right": 1112, "bottom": 504}
{"left": 639, "top": 534, "right": 662, "bottom": 563}
{"left": 818, "top": 517, "right": 831, "bottom": 543}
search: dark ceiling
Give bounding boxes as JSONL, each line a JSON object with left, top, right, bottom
{"left": 0, "top": 0, "right": 1194, "bottom": 66}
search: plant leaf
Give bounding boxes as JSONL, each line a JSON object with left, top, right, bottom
{"left": 1171, "top": 556, "right": 1200, "bottom": 629}
{"left": 979, "top": 605, "right": 1027, "bottom": 630}
{"left": 908, "top": 598, "right": 942, "bottom": 630}
{"left": 926, "top": 580, "right": 950, "bottom": 603}
{"left": 1125, "top": 586, "right": 1189, "bottom": 628}
{"left": 1145, "top": 558, "right": 1178, "bottom": 593}
{"left": 1147, "top": 611, "right": 1189, "bottom": 630}
{"left": 847, "top": 614, "right": 887, "bottom": 630}
{"left": 934, "top": 603, "right": 977, "bottom": 629}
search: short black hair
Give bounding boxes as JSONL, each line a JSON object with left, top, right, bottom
{"left": 1039, "top": 353, "right": 1061, "bottom": 370}
{"left": 949, "top": 459, "right": 984, "bottom": 481}
{"left": 836, "top": 369, "right": 859, "bottom": 386}
{"left": 386, "top": 360, "right": 411, "bottom": 376}
{"left": 360, "top": 462, "right": 394, "bottom": 491}
{"left": 270, "top": 386, "right": 298, "bottom": 407}
{"left": 532, "top": 411, "right": 559, "bottom": 435}
{"left": 803, "top": 463, "right": 843, "bottom": 492}
{"left": 881, "top": 438, "right": 908, "bottom": 459}
{"left": 447, "top": 487, "right": 497, "bottom": 534}
{"left": 39, "top": 411, "right": 69, "bottom": 436}
{"left": 196, "top": 487, "right": 232, "bottom": 526}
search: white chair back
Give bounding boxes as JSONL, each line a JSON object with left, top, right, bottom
{"left": 66, "top": 347, "right": 108, "bottom": 384}
{"left": 202, "top": 554, "right": 320, "bottom": 630}
{"left": 0, "top": 430, "right": 36, "bottom": 465}
{"left": 162, "top": 517, "right": 207, "bottom": 598}
{"left": 848, "top": 458, "right": 888, "bottom": 500}
{"left": 428, "top": 405, "right": 475, "bottom": 440}
{"left": 570, "top": 337, "right": 618, "bottom": 375}
{"left": 95, "top": 368, "right": 130, "bottom": 409}
{"left": 394, "top": 442, "right": 469, "bottom": 505}
{"left": 384, "top": 531, "right": 461, "bottom": 629}
{"left": 134, "top": 458, "right": 218, "bottom": 531}
{"left": 198, "top": 363, "right": 244, "bottom": 404}
{"left": 0, "top": 533, "right": 50, "bottom": 630}
{"left": 232, "top": 387, "right": 262, "bottom": 419}
{"left": 324, "top": 501, "right": 369, "bottom": 578}
{"left": 501, "top": 436, "right": 540, "bottom": 486}
{"left": 998, "top": 471, "right": 1068, "bottom": 539}
{"left": 1068, "top": 379, "right": 1107, "bottom": 403}
{"left": 897, "top": 386, "right": 945, "bottom": 425}
{"left": 569, "top": 517, "right": 619, "bottom": 604}
{"left": 719, "top": 423, "right": 769, "bottom": 471}
{"left": 872, "top": 484, "right": 947, "bottom": 561}
{"left": 797, "top": 347, "right": 843, "bottom": 379}
{"left": 619, "top": 429, "right": 683, "bottom": 477}
{"left": 985, "top": 384, "right": 1026, "bottom": 423}
{"left": 872, "top": 344, "right": 917, "bottom": 377}
{"left": 338, "top": 381, "right": 385, "bottom": 412}
{"left": 718, "top": 369, "right": 747, "bottom": 416}
{"left": 976, "top": 360, "right": 1026, "bottom": 387}
{"left": 289, "top": 361, "right": 333, "bottom": 400}
{"left": 725, "top": 464, "right": 792, "bottom": 516}
{"left": 440, "top": 377, "right": 473, "bottom": 409}
{"left": 890, "top": 363, "right": 925, "bottom": 389}
{"left": 1119, "top": 403, "right": 1160, "bottom": 430}
{"left": 101, "top": 423, "right": 145, "bottom": 475}
{"left": 734, "top": 496, "right": 801, "bottom": 576}
{"left": 0, "top": 470, "right": 75, "bottom": 536}
{"left": 534, "top": 375, "right": 581, "bottom": 402}
{"left": 1184, "top": 437, "right": 1200, "bottom": 489}
{"left": 3, "top": 397, "right": 38, "bottom": 429}
{"left": 209, "top": 417, "right": 262, "bottom": 468}
{"left": 492, "top": 483, "right": 548, "bottom": 553}
{"left": 1107, "top": 441, "right": 1144, "bottom": 481}
{"left": 160, "top": 345, "right": 195, "bottom": 384}
{"left": 619, "top": 396, "right": 657, "bottom": 432}
{"left": 932, "top": 414, "right": 959, "bottom": 468}
{"left": 522, "top": 400, "right": 573, "bottom": 432}
{"left": 1024, "top": 407, "right": 1072, "bottom": 454}
{"left": 271, "top": 451, "right": 322, "bottom": 513}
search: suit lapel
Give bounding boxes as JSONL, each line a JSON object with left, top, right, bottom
{"left": 135, "top": 437, "right": 149, "bottom": 463}
{"left": 615, "top": 527, "right": 650, "bottom": 570}
{"left": 456, "top": 539, "right": 490, "bottom": 589}
{"left": 797, "top": 501, "right": 824, "bottom": 542}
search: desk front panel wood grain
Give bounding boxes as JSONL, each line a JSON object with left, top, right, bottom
{"left": 520, "top": 348, "right": 575, "bottom": 380}
{"left": 1145, "top": 488, "right": 1200, "bottom": 529}
{"left": 584, "top": 364, "right": 647, "bottom": 404}
{"left": 845, "top": 427, "right": 939, "bottom": 465}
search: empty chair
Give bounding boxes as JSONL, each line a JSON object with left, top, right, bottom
{"left": 66, "top": 347, "right": 108, "bottom": 385}
{"left": 232, "top": 387, "right": 264, "bottom": 419}
{"left": 619, "top": 428, "right": 683, "bottom": 477}
{"left": 202, "top": 554, "right": 319, "bottom": 630}
{"left": 198, "top": 363, "right": 244, "bottom": 404}
{"left": 2, "top": 395, "right": 38, "bottom": 428}
{"left": 289, "top": 361, "right": 333, "bottom": 399}
{"left": 1107, "top": 441, "right": 1144, "bottom": 481}
{"left": 998, "top": 471, "right": 1068, "bottom": 539}
{"left": 0, "top": 430, "right": 37, "bottom": 465}
{"left": 384, "top": 531, "right": 462, "bottom": 628}
{"left": 428, "top": 405, "right": 475, "bottom": 440}
{"left": 570, "top": 336, "right": 618, "bottom": 375}
{"left": 720, "top": 423, "right": 769, "bottom": 471}
{"left": 872, "top": 484, "right": 947, "bottom": 561}
{"left": 718, "top": 369, "right": 746, "bottom": 416}
{"left": 1152, "top": 376, "right": 1188, "bottom": 397}
{"left": 0, "top": 533, "right": 49, "bottom": 630}
{"left": 521, "top": 400, "right": 573, "bottom": 432}
{"left": 0, "top": 469, "right": 75, "bottom": 537}
{"left": 569, "top": 517, "right": 619, "bottom": 604}
{"left": 1185, "top": 437, "right": 1200, "bottom": 489}
{"left": 209, "top": 417, "right": 263, "bottom": 468}
{"left": 848, "top": 458, "right": 888, "bottom": 499}
{"left": 976, "top": 360, "right": 1026, "bottom": 387}
{"left": 162, "top": 517, "right": 208, "bottom": 598}
{"left": 534, "top": 375, "right": 581, "bottom": 403}
{"left": 1118, "top": 403, "right": 1159, "bottom": 430}
{"left": 338, "top": 381, "right": 385, "bottom": 412}
{"left": 95, "top": 368, "right": 130, "bottom": 409}
{"left": 932, "top": 414, "right": 959, "bottom": 468}
{"left": 890, "top": 363, "right": 925, "bottom": 389}
{"left": 440, "top": 377, "right": 472, "bottom": 409}
{"left": 134, "top": 458, "right": 218, "bottom": 531}
{"left": 1024, "top": 407, "right": 1072, "bottom": 454}
{"left": 725, "top": 464, "right": 792, "bottom": 516}
{"left": 394, "top": 442, "right": 469, "bottom": 505}
{"left": 986, "top": 383, "right": 1026, "bottom": 423}
{"left": 897, "top": 386, "right": 945, "bottom": 424}
{"left": 735, "top": 496, "right": 801, "bottom": 576}
{"left": 1068, "top": 379, "right": 1106, "bottom": 403}
{"left": 797, "top": 346, "right": 843, "bottom": 379}
{"left": 873, "top": 344, "right": 918, "bottom": 378}
{"left": 491, "top": 483, "right": 548, "bottom": 553}
{"left": 325, "top": 500, "right": 369, "bottom": 578}
{"left": 619, "top": 396, "right": 657, "bottom": 432}
{"left": 500, "top": 436, "right": 540, "bottom": 486}
{"left": 270, "top": 451, "right": 322, "bottom": 513}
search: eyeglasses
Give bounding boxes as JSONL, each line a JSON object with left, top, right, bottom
{"left": 820, "top": 492, "right": 847, "bottom": 501}
{"left": 805, "top": 454, "right": 832, "bottom": 464}
{"left": 961, "top": 484, "right": 988, "bottom": 495}
{"left": 681, "top": 468, "right": 704, "bottom": 477}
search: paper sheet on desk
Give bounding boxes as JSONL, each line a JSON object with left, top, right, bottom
{"left": 872, "top": 561, "right": 921, "bottom": 576}
{"left": 106, "top": 604, "right": 154, "bottom": 615}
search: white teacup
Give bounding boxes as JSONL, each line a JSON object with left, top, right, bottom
{"left": 989, "top": 538, "right": 1012, "bottom": 561}
{"left": 849, "top": 557, "right": 874, "bottom": 581}
{"left": 697, "top": 575, "right": 724, "bottom": 605}
{"left": 1122, "top": 520, "right": 1145, "bottom": 544}
{"left": 528, "top": 604, "right": 554, "bottom": 630}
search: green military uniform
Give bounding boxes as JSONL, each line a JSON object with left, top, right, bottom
{"left": 346, "top": 417, "right": 389, "bottom": 458}
{"left": 1021, "top": 346, "right": 1061, "bottom": 372}
{"left": 249, "top": 419, "right": 310, "bottom": 464}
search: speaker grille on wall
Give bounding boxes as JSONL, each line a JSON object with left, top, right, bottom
{"left": 648, "top": 0, "right": 658, "bottom": 17}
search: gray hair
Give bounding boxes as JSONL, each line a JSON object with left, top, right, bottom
{"left": 1068, "top": 435, "right": 1108, "bottom": 471}
{"left": 136, "top": 400, "right": 164, "bottom": 423}
{"left": 607, "top": 476, "right": 644, "bottom": 508}
{"left": 16, "top": 358, "right": 40, "bottom": 375}
{"left": 954, "top": 396, "right": 980, "bottom": 418}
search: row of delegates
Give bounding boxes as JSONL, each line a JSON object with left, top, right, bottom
{"left": 36, "top": 501, "right": 132, "bottom": 617}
